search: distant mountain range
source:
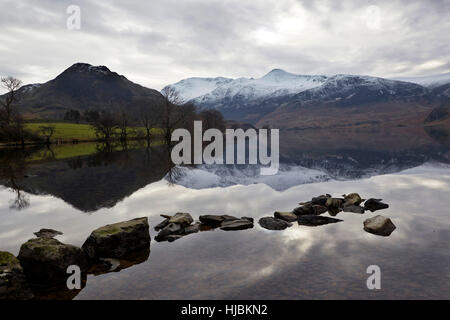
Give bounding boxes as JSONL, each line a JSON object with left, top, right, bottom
{"left": 165, "top": 69, "right": 450, "bottom": 128}
{"left": 2, "top": 63, "right": 449, "bottom": 128}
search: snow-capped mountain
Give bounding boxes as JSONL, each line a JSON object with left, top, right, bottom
{"left": 394, "top": 72, "right": 450, "bottom": 88}
{"left": 164, "top": 69, "right": 432, "bottom": 125}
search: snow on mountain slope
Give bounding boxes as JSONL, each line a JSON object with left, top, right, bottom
{"left": 163, "top": 69, "right": 328, "bottom": 105}
{"left": 165, "top": 76, "right": 234, "bottom": 102}
{"left": 393, "top": 72, "right": 450, "bottom": 88}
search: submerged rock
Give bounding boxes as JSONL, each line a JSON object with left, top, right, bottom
{"left": 363, "top": 215, "right": 396, "bottom": 236}
{"left": 33, "top": 228, "right": 63, "bottom": 239}
{"left": 364, "top": 199, "right": 389, "bottom": 212}
{"left": 18, "top": 238, "right": 88, "bottom": 285}
{"left": 0, "top": 251, "right": 34, "bottom": 300}
{"left": 82, "top": 217, "right": 150, "bottom": 259}
{"left": 259, "top": 217, "right": 292, "bottom": 230}
{"left": 220, "top": 219, "right": 254, "bottom": 231}
{"left": 168, "top": 212, "right": 194, "bottom": 227}
{"left": 343, "top": 205, "right": 365, "bottom": 214}
{"left": 297, "top": 215, "right": 343, "bottom": 226}
{"left": 274, "top": 211, "right": 298, "bottom": 222}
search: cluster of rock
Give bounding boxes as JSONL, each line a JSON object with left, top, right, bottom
{"left": 154, "top": 213, "right": 254, "bottom": 242}
{"left": 1, "top": 217, "right": 150, "bottom": 300}
{"left": 258, "top": 193, "right": 395, "bottom": 236}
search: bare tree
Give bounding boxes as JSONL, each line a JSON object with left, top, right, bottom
{"left": 118, "top": 112, "right": 128, "bottom": 143}
{"left": 92, "top": 112, "right": 118, "bottom": 142}
{"left": 0, "top": 77, "right": 22, "bottom": 126}
{"left": 160, "top": 87, "right": 196, "bottom": 147}
{"left": 39, "top": 125, "right": 56, "bottom": 145}
{"left": 137, "top": 102, "right": 161, "bottom": 144}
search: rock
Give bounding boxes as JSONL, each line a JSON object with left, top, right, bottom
{"left": 343, "top": 205, "right": 365, "bottom": 214}
{"left": 220, "top": 219, "right": 254, "bottom": 231}
{"left": 258, "top": 217, "right": 292, "bottom": 230}
{"left": 199, "top": 215, "right": 238, "bottom": 226}
{"left": 155, "top": 222, "right": 183, "bottom": 242}
{"left": 82, "top": 217, "right": 150, "bottom": 259}
{"left": 160, "top": 214, "right": 172, "bottom": 219}
{"left": 167, "top": 235, "right": 184, "bottom": 242}
{"left": 293, "top": 204, "right": 315, "bottom": 216}
{"left": 184, "top": 223, "right": 201, "bottom": 235}
{"left": 33, "top": 228, "right": 63, "bottom": 238}
{"left": 0, "top": 251, "right": 34, "bottom": 300}
{"left": 168, "top": 212, "right": 194, "bottom": 227}
{"left": 364, "top": 199, "right": 389, "bottom": 212}
{"left": 343, "top": 193, "right": 363, "bottom": 206}
{"left": 241, "top": 216, "right": 254, "bottom": 223}
{"left": 313, "top": 205, "right": 328, "bottom": 215}
{"left": 311, "top": 194, "right": 331, "bottom": 206}
{"left": 18, "top": 238, "right": 88, "bottom": 285}
{"left": 325, "top": 197, "right": 343, "bottom": 208}
{"left": 88, "top": 247, "right": 150, "bottom": 276}
{"left": 274, "top": 211, "right": 298, "bottom": 222}
{"left": 363, "top": 215, "right": 396, "bottom": 236}
{"left": 297, "top": 215, "right": 343, "bottom": 226}
{"left": 154, "top": 218, "right": 169, "bottom": 231}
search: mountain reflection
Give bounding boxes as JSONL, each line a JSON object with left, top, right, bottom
{"left": 0, "top": 126, "right": 448, "bottom": 211}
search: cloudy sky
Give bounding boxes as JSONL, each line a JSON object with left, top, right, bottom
{"left": 0, "top": 0, "right": 449, "bottom": 93}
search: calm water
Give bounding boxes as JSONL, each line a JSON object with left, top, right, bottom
{"left": 0, "top": 126, "right": 449, "bottom": 299}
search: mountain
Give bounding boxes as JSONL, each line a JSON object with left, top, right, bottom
{"left": 394, "top": 72, "right": 450, "bottom": 89}
{"left": 165, "top": 69, "right": 438, "bottom": 128}
{"left": 6, "top": 63, "right": 165, "bottom": 119}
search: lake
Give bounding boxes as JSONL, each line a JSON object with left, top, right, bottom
{"left": 0, "top": 126, "right": 449, "bottom": 299}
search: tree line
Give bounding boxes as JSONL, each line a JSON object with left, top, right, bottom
{"left": 0, "top": 77, "right": 225, "bottom": 146}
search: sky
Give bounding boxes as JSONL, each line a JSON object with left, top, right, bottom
{"left": 0, "top": 0, "right": 449, "bottom": 93}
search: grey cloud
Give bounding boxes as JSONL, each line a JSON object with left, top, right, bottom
{"left": 0, "top": 0, "right": 448, "bottom": 93}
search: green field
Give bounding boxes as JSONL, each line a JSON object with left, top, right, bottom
{"left": 25, "top": 122, "right": 160, "bottom": 141}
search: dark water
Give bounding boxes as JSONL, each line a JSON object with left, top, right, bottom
{"left": 0, "top": 126, "right": 449, "bottom": 299}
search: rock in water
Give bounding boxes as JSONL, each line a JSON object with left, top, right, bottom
{"left": 18, "top": 238, "right": 88, "bottom": 285}
{"left": 82, "top": 217, "right": 150, "bottom": 259}
{"left": 363, "top": 215, "right": 396, "bottom": 236}
{"left": 184, "top": 223, "right": 201, "bottom": 235}
{"left": 293, "top": 204, "right": 315, "bottom": 216}
{"left": 259, "top": 217, "right": 292, "bottom": 230}
{"left": 297, "top": 215, "right": 343, "bottom": 226}
{"left": 364, "top": 199, "right": 389, "bottom": 212}
{"left": 311, "top": 194, "right": 331, "bottom": 206}
{"left": 168, "top": 212, "right": 194, "bottom": 227}
{"left": 343, "top": 193, "right": 363, "bottom": 206}
{"left": 199, "top": 215, "right": 238, "bottom": 226}
{"left": 0, "top": 251, "right": 34, "bottom": 300}
{"left": 155, "top": 222, "right": 183, "bottom": 242}
{"left": 154, "top": 218, "right": 169, "bottom": 231}
{"left": 313, "top": 205, "right": 328, "bottom": 215}
{"left": 220, "top": 219, "right": 254, "bottom": 231}
{"left": 33, "top": 228, "right": 63, "bottom": 238}
{"left": 274, "top": 211, "right": 298, "bottom": 222}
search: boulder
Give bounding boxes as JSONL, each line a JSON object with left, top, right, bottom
{"left": 364, "top": 199, "right": 389, "bottom": 212}
{"left": 293, "top": 204, "right": 315, "bottom": 216}
{"left": 297, "top": 215, "right": 343, "bottom": 226}
{"left": 313, "top": 205, "right": 328, "bottom": 215}
{"left": 168, "top": 212, "right": 194, "bottom": 227}
{"left": 82, "top": 217, "right": 150, "bottom": 259}
{"left": 0, "top": 251, "right": 34, "bottom": 300}
{"left": 220, "top": 219, "right": 254, "bottom": 231}
{"left": 343, "top": 193, "right": 363, "bottom": 206}
{"left": 363, "top": 215, "right": 396, "bottom": 236}
{"left": 184, "top": 223, "right": 201, "bottom": 235}
{"left": 154, "top": 222, "right": 183, "bottom": 242}
{"left": 274, "top": 211, "right": 298, "bottom": 222}
{"left": 259, "top": 217, "right": 292, "bottom": 230}
{"left": 311, "top": 194, "right": 331, "bottom": 206}
{"left": 199, "top": 215, "right": 238, "bottom": 226}
{"left": 33, "top": 228, "right": 63, "bottom": 238}
{"left": 18, "top": 238, "right": 88, "bottom": 285}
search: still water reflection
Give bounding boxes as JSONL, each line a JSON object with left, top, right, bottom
{"left": 0, "top": 127, "right": 449, "bottom": 299}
